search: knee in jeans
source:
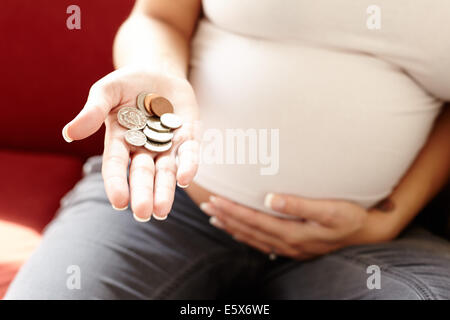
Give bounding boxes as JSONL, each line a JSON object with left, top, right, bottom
{"left": 367, "top": 271, "right": 445, "bottom": 300}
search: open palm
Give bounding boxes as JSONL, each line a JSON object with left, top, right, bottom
{"left": 63, "top": 67, "right": 200, "bottom": 221}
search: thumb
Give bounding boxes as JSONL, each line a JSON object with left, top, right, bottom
{"left": 62, "top": 79, "right": 118, "bottom": 142}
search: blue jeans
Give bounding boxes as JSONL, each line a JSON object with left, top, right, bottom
{"left": 4, "top": 156, "right": 450, "bottom": 299}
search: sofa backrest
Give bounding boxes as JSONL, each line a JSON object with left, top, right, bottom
{"left": 0, "top": 0, "right": 135, "bottom": 158}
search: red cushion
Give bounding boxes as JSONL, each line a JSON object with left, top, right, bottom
{"left": 0, "top": 150, "right": 83, "bottom": 298}
{"left": 0, "top": 150, "right": 83, "bottom": 232}
{"left": 0, "top": 221, "right": 42, "bottom": 299}
{"left": 0, "top": 0, "right": 134, "bottom": 157}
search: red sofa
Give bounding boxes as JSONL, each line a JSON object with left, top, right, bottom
{"left": 0, "top": 0, "right": 134, "bottom": 297}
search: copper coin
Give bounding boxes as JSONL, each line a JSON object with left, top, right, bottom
{"left": 150, "top": 96, "right": 174, "bottom": 117}
{"left": 144, "top": 93, "right": 158, "bottom": 115}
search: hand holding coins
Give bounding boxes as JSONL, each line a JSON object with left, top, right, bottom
{"left": 62, "top": 68, "right": 201, "bottom": 222}
{"left": 117, "top": 93, "right": 182, "bottom": 153}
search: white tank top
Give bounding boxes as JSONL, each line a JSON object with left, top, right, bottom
{"left": 188, "top": 0, "right": 449, "bottom": 215}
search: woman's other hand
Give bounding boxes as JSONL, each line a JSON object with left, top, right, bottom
{"left": 200, "top": 193, "right": 397, "bottom": 260}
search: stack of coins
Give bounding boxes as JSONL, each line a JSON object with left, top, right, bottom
{"left": 117, "top": 92, "right": 182, "bottom": 152}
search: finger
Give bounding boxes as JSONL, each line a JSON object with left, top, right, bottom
{"left": 264, "top": 193, "right": 341, "bottom": 228}
{"left": 235, "top": 233, "right": 318, "bottom": 261}
{"left": 129, "top": 150, "right": 155, "bottom": 222}
{"left": 153, "top": 153, "right": 177, "bottom": 219}
{"left": 101, "top": 118, "right": 130, "bottom": 210}
{"left": 234, "top": 232, "right": 324, "bottom": 261}
{"left": 175, "top": 139, "right": 199, "bottom": 187}
{"left": 201, "top": 203, "right": 297, "bottom": 256}
{"left": 232, "top": 233, "right": 272, "bottom": 255}
{"left": 209, "top": 196, "right": 309, "bottom": 239}
{"left": 170, "top": 120, "right": 200, "bottom": 188}
{"left": 63, "top": 77, "right": 119, "bottom": 142}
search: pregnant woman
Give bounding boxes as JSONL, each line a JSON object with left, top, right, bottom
{"left": 5, "top": 0, "right": 450, "bottom": 299}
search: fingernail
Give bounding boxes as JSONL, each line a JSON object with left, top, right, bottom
{"left": 264, "top": 193, "right": 285, "bottom": 211}
{"left": 200, "top": 202, "right": 214, "bottom": 215}
{"left": 112, "top": 204, "right": 128, "bottom": 211}
{"left": 133, "top": 213, "right": 151, "bottom": 222}
{"left": 209, "top": 195, "right": 218, "bottom": 204}
{"left": 209, "top": 216, "right": 224, "bottom": 229}
{"left": 177, "top": 182, "right": 189, "bottom": 188}
{"left": 62, "top": 124, "right": 73, "bottom": 143}
{"left": 152, "top": 213, "right": 168, "bottom": 221}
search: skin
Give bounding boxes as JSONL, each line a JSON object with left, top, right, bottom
{"left": 62, "top": 0, "right": 450, "bottom": 259}
{"left": 63, "top": 0, "right": 202, "bottom": 220}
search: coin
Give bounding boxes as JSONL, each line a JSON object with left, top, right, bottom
{"left": 136, "top": 92, "right": 152, "bottom": 117}
{"left": 144, "top": 93, "right": 158, "bottom": 114}
{"left": 160, "top": 113, "right": 182, "bottom": 129}
{"left": 146, "top": 116, "right": 171, "bottom": 133}
{"left": 143, "top": 126, "right": 174, "bottom": 143}
{"left": 124, "top": 129, "right": 147, "bottom": 147}
{"left": 150, "top": 96, "right": 174, "bottom": 116}
{"left": 144, "top": 140, "right": 173, "bottom": 153}
{"left": 117, "top": 106, "right": 147, "bottom": 130}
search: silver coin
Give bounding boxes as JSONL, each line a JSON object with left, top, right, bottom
{"left": 146, "top": 116, "right": 171, "bottom": 133}
{"left": 160, "top": 113, "right": 182, "bottom": 129}
{"left": 117, "top": 106, "right": 147, "bottom": 130}
{"left": 124, "top": 129, "right": 147, "bottom": 147}
{"left": 144, "top": 140, "right": 173, "bottom": 153}
{"left": 136, "top": 92, "right": 151, "bottom": 117}
{"left": 143, "top": 126, "right": 174, "bottom": 143}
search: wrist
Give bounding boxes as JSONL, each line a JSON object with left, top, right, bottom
{"left": 115, "top": 64, "right": 187, "bottom": 82}
{"left": 343, "top": 210, "right": 400, "bottom": 246}
{"left": 359, "top": 193, "right": 420, "bottom": 243}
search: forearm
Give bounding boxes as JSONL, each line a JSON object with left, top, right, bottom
{"left": 113, "top": 3, "right": 198, "bottom": 78}
{"left": 360, "top": 106, "right": 450, "bottom": 242}
{"left": 388, "top": 106, "right": 450, "bottom": 233}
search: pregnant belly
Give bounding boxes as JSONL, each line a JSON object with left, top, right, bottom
{"left": 186, "top": 21, "right": 442, "bottom": 215}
